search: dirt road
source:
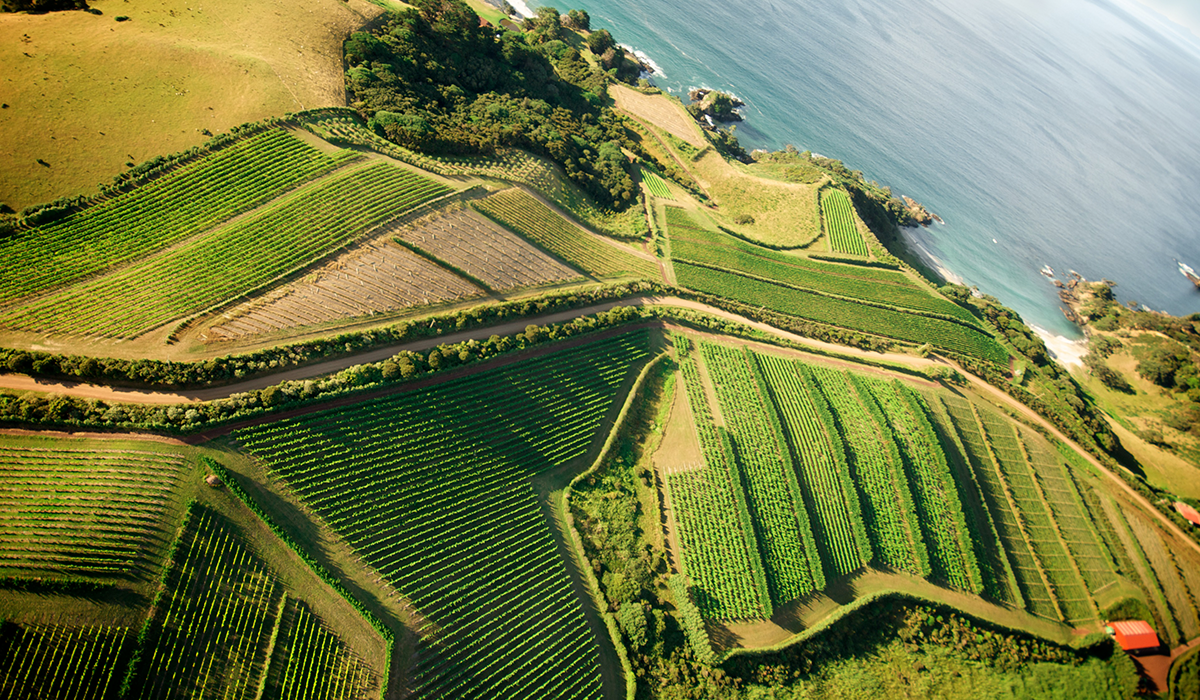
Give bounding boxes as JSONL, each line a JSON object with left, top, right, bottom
{"left": 3, "top": 295, "right": 1195, "bottom": 561}
{"left": 0, "top": 296, "right": 938, "bottom": 404}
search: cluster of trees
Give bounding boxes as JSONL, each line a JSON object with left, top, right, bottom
{"left": 345, "top": 0, "right": 642, "bottom": 209}
{"left": 2, "top": 0, "right": 86, "bottom": 12}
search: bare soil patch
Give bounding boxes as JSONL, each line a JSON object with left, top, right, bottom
{"left": 610, "top": 85, "right": 706, "bottom": 148}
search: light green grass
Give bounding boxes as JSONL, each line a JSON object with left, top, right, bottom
{"left": 0, "top": 0, "right": 384, "bottom": 210}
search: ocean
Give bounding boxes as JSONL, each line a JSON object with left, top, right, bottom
{"left": 527, "top": 0, "right": 1200, "bottom": 340}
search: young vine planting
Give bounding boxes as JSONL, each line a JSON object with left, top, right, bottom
{"left": 473, "top": 189, "right": 658, "bottom": 279}
{"left": 0, "top": 623, "right": 129, "bottom": 700}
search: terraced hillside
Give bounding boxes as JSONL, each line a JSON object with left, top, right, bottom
{"left": 662, "top": 335, "right": 1165, "bottom": 629}
{"left": 235, "top": 331, "right": 655, "bottom": 699}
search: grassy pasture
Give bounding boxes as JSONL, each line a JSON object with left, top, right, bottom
{"left": 0, "top": 0, "right": 385, "bottom": 210}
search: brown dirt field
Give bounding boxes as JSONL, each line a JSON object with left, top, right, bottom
{"left": 0, "top": 0, "right": 384, "bottom": 209}
{"left": 610, "top": 85, "right": 706, "bottom": 148}
{"left": 206, "top": 234, "right": 484, "bottom": 342}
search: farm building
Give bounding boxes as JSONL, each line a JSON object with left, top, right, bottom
{"left": 1175, "top": 501, "right": 1200, "bottom": 527}
{"left": 1107, "top": 620, "right": 1161, "bottom": 654}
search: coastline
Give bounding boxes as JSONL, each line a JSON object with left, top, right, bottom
{"left": 1031, "top": 325, "right": 1088, "bottom": 369}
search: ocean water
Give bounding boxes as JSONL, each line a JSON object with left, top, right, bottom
{"left": 532, "top": 0, "right": 1200, "bottom": 337}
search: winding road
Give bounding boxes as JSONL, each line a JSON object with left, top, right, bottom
{"left": 3, "top": 294, "right": 1197, "bottom": 562}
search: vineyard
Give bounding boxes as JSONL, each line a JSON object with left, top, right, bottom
{"left": 805, "top": 364, "right": 930, "bottom": 576}
{"left": 664, "top": 207, "right": 982, "bottom": 323}
{"left": 699, "top": 343, "right": 824, "bottom": 604}
{"left": 0, "top": 446, "right": 189, "bottom": 580}
{"left": 674, "top": 262, "right": 1010, "bottom": 364}
{"left": 0, "top": 623, "right": 130, "bottom": 700}
{"left": 642, "top": 169, "right": 673, "bottom": 199}
{"left": 667, "top": 336, "right": 771, "bottom": 619}
{"left": 208, "top": 237, "right": 482, "bottom": 341}
{"left": 235, "top": 332, "right": 655, "bottom": 699}
{"left": 391, "top": 206, "right": 582, "bottom": 291}
{"left": 0, "top": 129, "right": 356, "bottom": 305}
{"left": 473, "top": 189, "right": 659, "bottom": 280}
{"left": 1, "top": 163, "right": 451, "bottom": 338}
{"left": 661, "top": 337, "right": 1145, "bottom": 629}
{"left": 755, "top": 353, "right": 871, "bottom": 579}
{"left": 821, "top": 188, "right": 868, "bottom": 256}
{"left": 126, "top": 504, "right": 378, "bottom": 700}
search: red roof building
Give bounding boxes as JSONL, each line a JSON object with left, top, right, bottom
{"left": 1175, "top": 501, "right": 1200, "bottom": 527}
{"left": 1109, "top": 620, "right": 1160, "bottom": 653}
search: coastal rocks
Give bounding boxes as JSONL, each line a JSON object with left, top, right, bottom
{"left": 686, "top": 89, "right": 744, "bottom": 123}
{"left": 901, "top": 195, "right": 943, "bottom": 225}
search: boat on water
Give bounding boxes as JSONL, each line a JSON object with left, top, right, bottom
{"left": 1180, "top": 261, "right": 1200, "bottom": 289}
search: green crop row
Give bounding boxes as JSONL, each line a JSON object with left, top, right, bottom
{"left": 0, "top": 623, "right": 130, "bottom": 700}
{"left": 642, "top": 169, "right": 673, "bottom": 198}
{"left": 754, "top": 352, "right": 870, "bottom": 578}
{"left": 940, "top": 396, "right": 1060, "bottom": 619}
{"left": 821, "top": 188, "right": 868, "bottom": 256}
{"left": 0, "top": 446, "right": 187, "bottom": 580}
{"left": 674, "top": 262, "right": 1009, "bottom": 364}
{"left": 0, "top": 129, "right": 353, "bottom": 305}
{"left": 3, "top": 163, "right": 449, "bottom": 338}
{"left": 667, "top": 335, "right": 770, "bottom": 620}
{"left": 235, "top": 333, "right": 653, "bottom": 699}
{"left": 855, "top": 377, "right": 983, "bottom": 593}
{"left": 701, "top": 342, "right": 823, "bottom": 603}
{"left": 668, "top": 232, "right": 982, "bottom": 325}
{"left": 805, "top": 365, "right": 929, "bottom": 576}
{"left": 474, "top": 189, "right": 658, "bottom": 279}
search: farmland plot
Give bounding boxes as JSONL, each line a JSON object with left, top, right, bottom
{"left": 805, "top": 365, "right": 929, "bottom": 576}
{"left": 0, "top": 129, "right": 355, "bottom": 305}
{"left": 673, "top": 262, "right": 1009, "bottom": 364}
{"left": 940, "top": 396, "right": 1060, "bottom": 619}
{"left": 820, "top": 188, "right": 868, "bottom": 256}
{"left": 0, "top": 623, "right": 130, "bottom": 700}
{"left": 127, "top": 504, "right": 377, "bottom": 700}
{"left": 754, "top": 353, "right": 870, "bottom": 579}
{"left": 975, "top": 412, "right": 1095, "bottom": 624}
{"left": 668, "top": 336, "right": 772, "bottom": 619}
{"left": 700, "top": 342, "right": 823, "bottom": 604}
{"left": 391, "top": 207, "right": 581, "bottom": 291}
{"left": 474, "top": 189, "right": 658, "bottom": 279}
{"left": 236, "top": 333, "right": 654, "bottom": 699}
{"left": 2, "top": 163, "right": 450, "bottom": 338}
{"left": 0, "top": 446, "right": 188, "bottom": 580}
{"left": 209, "top": 237, "right": 482, "bottom": 341}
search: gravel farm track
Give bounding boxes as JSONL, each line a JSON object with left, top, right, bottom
{"left": 3, "top": 295, "right": 1198, "bottom": 568}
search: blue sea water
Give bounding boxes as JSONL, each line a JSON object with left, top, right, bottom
{"left": 533, "top": 0, "right": 1200, "bottom": 337}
